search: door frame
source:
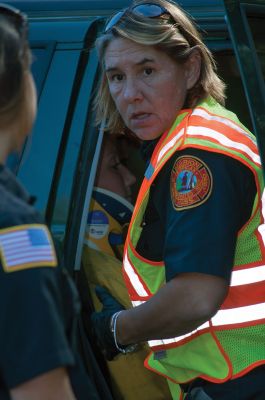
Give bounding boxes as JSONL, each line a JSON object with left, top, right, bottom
{"left": 223, "top": 0, "right": 265, "bottom": 173}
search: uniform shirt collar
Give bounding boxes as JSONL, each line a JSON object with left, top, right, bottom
{"left": 140, "top": 138, "right": 160, "bottom": 165}
{"left": 0, "top": 164, "right": 35, "bottom": 205}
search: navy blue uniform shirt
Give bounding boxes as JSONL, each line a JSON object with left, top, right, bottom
{"left": 0, "top": 165, "right": 95, "bottom": 399}
{"left": 136, "top": 142, "right": 256, "bottom": 283}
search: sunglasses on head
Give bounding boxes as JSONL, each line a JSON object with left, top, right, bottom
{"left": 0, "top": 3, "right": 28, "bottom": 37}
{"left": 104, "top": 3, "right": 172, "bottom": 33}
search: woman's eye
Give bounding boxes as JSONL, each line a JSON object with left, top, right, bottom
{"left": 144, "top": 68, "right": 153, "bottom": 76}
{"left": 108, "top": 154, "right": 121, "bottom": 170}
{"left": 110, "top": 73, "right": 124, "bottom": 82}
{"left": 111, "top": 161, "right": 121, "bottom": 170}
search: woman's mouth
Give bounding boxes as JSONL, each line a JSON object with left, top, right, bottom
{"left": 131, "top": 112, "right": 150, "bottom": 120}
{"left": 130, "top": 113, "right": 153, "bottom": 128}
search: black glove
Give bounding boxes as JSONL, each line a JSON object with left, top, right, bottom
{"left": 91, "top": 286, "right": 124, "bottom": 361}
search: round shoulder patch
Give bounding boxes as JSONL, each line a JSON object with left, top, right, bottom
{"left": 170, "top": 155, "right": 212, "bottom": 210}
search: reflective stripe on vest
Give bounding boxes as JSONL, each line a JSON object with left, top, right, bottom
{"left": 157, "top": 128, "right": 185, "bottom": 163}
{"left": 123, "top": 250, "right": 150, "bottom": 297}
{"left": 187, "top": 125, "right": 260, "bottom": 165}
{"left": 154, "top": 108, "right": 261, "bottom": 169}
{"left": 191, "top": 108, "right": 257, "bottom": 147}
{"left": 124, "top": 248, "right": 265, "bottom": 295}
{"left": 258, "top": 189, "right": 265, "bottom": 248}
{"left": 132, "top": 299, "right": 265, "bottom": 348}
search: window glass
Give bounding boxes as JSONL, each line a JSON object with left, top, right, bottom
{"left": 50, "top": 49, "right": 99, "bottom": 239}
{"left": 6, "top": 43, "right": 55, "bottom": 173}
{"left": 17, "top": 49, "right": 81, "bottom": 214}
{"left": 214, "top": 51, "right": 253, "bottom": 131}
{"left": 31, "top": 43, "right": 56, "bottom": 96}
{"left": 246, "top": 14, "right": 265, "bottom": 82}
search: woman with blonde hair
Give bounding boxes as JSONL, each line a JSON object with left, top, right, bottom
{"left": 92, "top": 1, "right": 265, "bottom": 399}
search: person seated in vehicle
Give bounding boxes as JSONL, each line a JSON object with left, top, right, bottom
{"left": 82, "top": 133, "right": 171, "bottom": 400}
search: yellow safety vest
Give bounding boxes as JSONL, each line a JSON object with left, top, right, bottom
{"left": 123, "top": 97, "right": 265, "bottom": 399}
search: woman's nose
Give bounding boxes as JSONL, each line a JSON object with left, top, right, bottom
{"left": 120, "top": 164, "right": 136, "bottom": 187}
{"left": 123, "top": 78, "right": 142, "bottom": 102}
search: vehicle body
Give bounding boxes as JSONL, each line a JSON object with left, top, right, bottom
{"left": 3, "top": 0, "right": 265, "bottom": 398}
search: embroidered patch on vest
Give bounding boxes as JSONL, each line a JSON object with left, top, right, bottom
{"left": 170, "top": 155, "right": 212, "bottom": 210}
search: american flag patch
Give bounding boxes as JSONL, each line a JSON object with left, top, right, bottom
{"left": 0, "top": 224, "right": 57, "bottom": 272}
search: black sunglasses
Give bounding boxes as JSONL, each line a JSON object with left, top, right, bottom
{"left": 0, "top": 3, "right": 28, "bottom": 37}
{"left": 104, "top": 3, "right": 172, "bottom": 33}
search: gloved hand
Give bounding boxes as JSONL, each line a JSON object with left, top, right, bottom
{"left": 91, "top": 285, "right": 125, "bottom": 361}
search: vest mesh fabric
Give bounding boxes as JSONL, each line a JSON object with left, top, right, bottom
{"left": 234, "top": 209, "right": 263, "bottom": 265}
{"left": 215, "top": 326, "right": 265, "bottom": 376}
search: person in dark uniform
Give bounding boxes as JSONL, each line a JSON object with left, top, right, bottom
{"left": 0, "top": 5, "right": 98, "bottom": 400}
{"left": 90, "top": 1, "right": 265, "bottom": 399}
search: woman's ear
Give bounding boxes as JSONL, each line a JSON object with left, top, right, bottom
{"left": 20, "top": 72, "right": 37, "bottom": 135}
{"left": 185, "top": 48, "right": 201, "bottom": 90}
{"left": 13, "top": 71, "right": 37, "bottom": 152}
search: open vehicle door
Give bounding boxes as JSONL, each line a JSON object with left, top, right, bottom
{"left": 223, "top": 0, "right": 265, "bottom": 175}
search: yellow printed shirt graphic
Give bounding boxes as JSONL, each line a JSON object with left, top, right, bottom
{"left": 83, "top": 188, "right": 171, "bottom": 399}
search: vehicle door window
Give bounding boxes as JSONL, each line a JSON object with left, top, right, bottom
{"left": 214, "top": 50, "right": 253, "bottom": 131}
{"left": 246, "top": 13, "right": 265, "bottom": 81}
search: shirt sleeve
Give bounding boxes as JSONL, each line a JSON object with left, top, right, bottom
{"left": 153, "top": 148, "right": 257, "bottom": 282}
{"left": 0, "top": 213, "right": 76, "bottom": 388}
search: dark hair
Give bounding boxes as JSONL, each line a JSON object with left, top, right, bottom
{"left": 0, "top": 16, "right": 31, "bottom": 124}
{"left": 94, "top": 0, "right": 226, "bottom": 133}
